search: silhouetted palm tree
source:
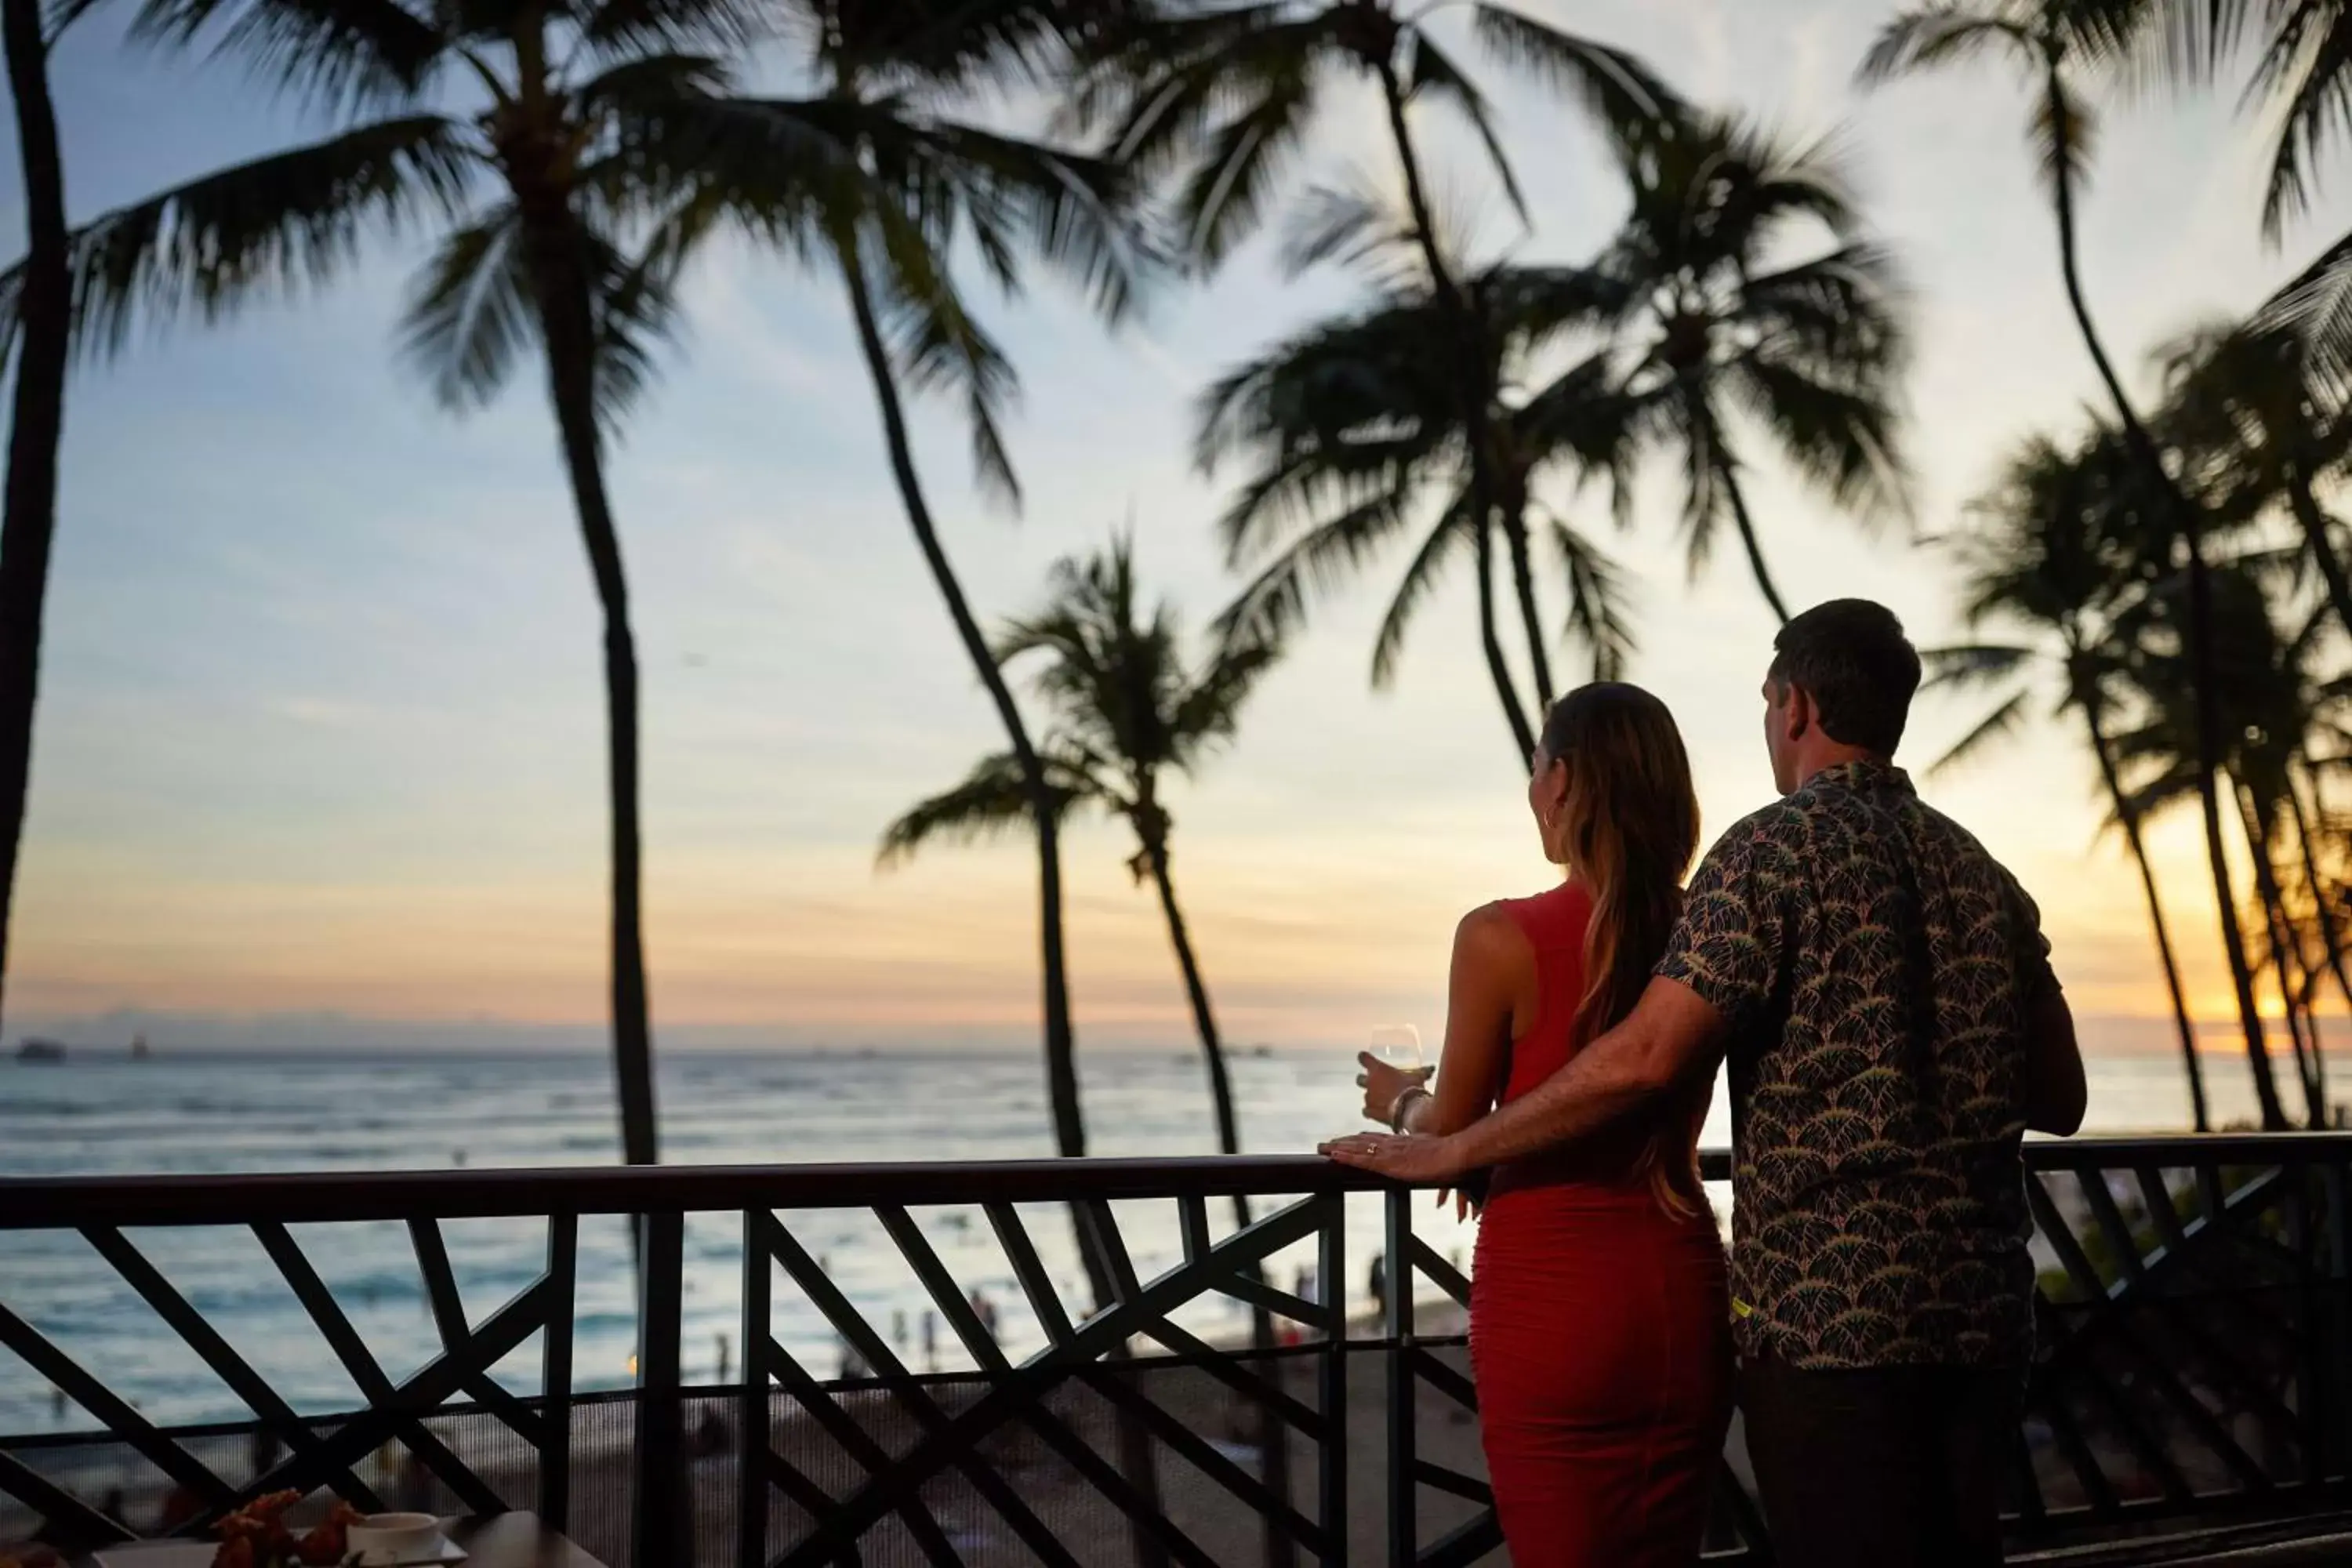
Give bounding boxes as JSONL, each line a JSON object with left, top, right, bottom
{"left": 2169, "top": 0, "right": 2352, "bottom": 391}
{"left": 2109, "top": 568, "right": 2333, "bottom": 1125}
{"left": 1200, "top": 196, "right": 1635, "bottom": 757}
{"left": 0, "top": 0, "right": 72, "bottom": 1044}
{"left": 2158, "top": 321, "right": 2352, "bottom": 643}
{"left": 1076, "top": 0, "right": 1680, "bottom": 731}
{"left": 1862, "top": 0, "right": 2267, "bottom": 1085}
{"left": 9, "top": 0, "right": 994, "bottom": 1171}
{"left": 1566, "top": 114, "right": 1911, "bottom": 622}
{"left": 882, "top": 537, "right": 1279, "bottom": 1166}
{"left": 746, "top": 0, "right": 1155, "bottom": 1179}
{"left": 1925, "top": 428, "right": 2215, "bottom": 1128}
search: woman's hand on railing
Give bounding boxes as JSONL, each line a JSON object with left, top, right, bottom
{"left": 1319, "top": 1130, "right": 1469, "bottom": 1185}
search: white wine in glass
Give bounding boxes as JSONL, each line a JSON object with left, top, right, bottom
{"left": 1367, "top": 1024, "right": 1424, "bottom": 1072}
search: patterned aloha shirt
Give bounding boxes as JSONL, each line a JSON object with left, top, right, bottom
{"left": 1656, "top": 760, "right": 2058, "bottom": 1370}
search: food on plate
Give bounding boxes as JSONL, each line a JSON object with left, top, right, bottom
{"left": 209, "top": 1493, "right": 365, "bottom": 1568}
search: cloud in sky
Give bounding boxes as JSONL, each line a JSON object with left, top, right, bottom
{"left": 1, "top": 0, "right": 2347, "bottom": 1052}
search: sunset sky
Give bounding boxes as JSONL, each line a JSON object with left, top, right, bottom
{"left": 3, "top": 0, "right": 2347, "bottom": 1054}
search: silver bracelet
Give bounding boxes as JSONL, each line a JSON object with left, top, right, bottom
{"left": 1389, "top": 1085, "right": 1432, "bottom": 1134}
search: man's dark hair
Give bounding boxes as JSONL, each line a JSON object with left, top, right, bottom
{"left": 1768, "top": 598, "right": 1922, "bottom": 756}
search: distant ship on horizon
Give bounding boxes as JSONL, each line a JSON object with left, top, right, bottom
{"left": 15, "top": 1037, "right": 65, "bottom": 1062}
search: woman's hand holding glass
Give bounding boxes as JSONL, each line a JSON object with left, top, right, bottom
{"left": 1358, "top": 1025, "right": 1429, "bottom": 1126}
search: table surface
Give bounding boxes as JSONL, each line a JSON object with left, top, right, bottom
{"left": 74, "top": 1513, "right": 609, "bottom": 1568}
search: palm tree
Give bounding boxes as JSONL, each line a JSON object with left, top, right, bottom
{"left": 7, "top": 0, "right": 982, "bottom": 1171}
{"left": 1199, "top": 198, "right": 1636, "bottom": 757}
{"left": 2109, "top": 569, "right": 2336, "bottom": 1125}
{"left": 2158, "top": 321, "right": 2352, "bottom": 644}
{"left": 0, "top": 0, "right": 72, "bottom": 1044}
{"left": 882, "top": 536, "right": 1279, "bottom": 1169}
{"left": 878, "top": 537, "right": 1281, "bottom": 1564}
{"left": 1924, "top": 429, "right": 2216, "bottom": 1129}
{"left": 774, "top": 2, "right": 1155, "bottom": 1177}
{"left": 1566, "top": 114, "right": 1912, "bottom": 622}
{"left": 1076, "top": 0, "right": 1682, "bottom": 726}
{"left": 1862, "top": 0, "right": 2268, "bottom": 1086}
{"left": 2169, "top": 0, "right": 2352, "bottom": 392}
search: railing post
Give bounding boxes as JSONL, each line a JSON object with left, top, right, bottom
{"left": 2325, "top": 1156, "right": 2352, "bottom": 1483}
{"left": 633, "top": 1210, "right": 686, "bottom": 1568}
{"left": 2289, "top": 1163, "right": 2325, "bottom": 1486}
{"left": 538, "top": 1212, "right": 576, "bottom": 1532}
{"left": 1383, "top": 1188, "right": 1414, "bottom": 1568}
{"left": 738, "top": 1209, "right": 770, "bottom": 1568}
{"left": 1318, "top": 1192, "right": 1347, "bottom": 1568}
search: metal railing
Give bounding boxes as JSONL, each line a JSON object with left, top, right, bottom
{"left": 0, "top": 1135, "right": 2347, "bottom": 1565}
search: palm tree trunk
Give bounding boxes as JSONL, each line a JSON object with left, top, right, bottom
{"left": 2240, "top": 782, "right": 2327, "bottom": 1125}
{"left": 2045, "top": 69, "right": 2282, "bottom": 1126}
{"left": 2285, "top": 474, "right": 2352, "bottom": 647}
{"left": 1719, "top": 457, "right": 1792, "bottom": 624}
{"left": 840, "top": 234, "right": 1167, "bottom": 1566}
{"left": 0, "top": 0, "right": 71, "bottom": 1044}
{"left": 1375, "top": 58, "right": 1535, "bottom": 710}
{"left": 1142, "top": 831, "right": 1241, "bottom": 1160}
{"left": 2286, "top": 761, "right": 2342, "bottom": 1113}
{"left": 1498, "top": 477, "right": 1554, "bottom": 706}
{"left": 1137, "top": 824, "right": 1288, "bottom": 1565}
{"left": 2075, "top": 676, "right": 2209, "bottom": 1129}
{"left": 519, "top": 206, "right": 658, "bottom": 1171}
{"left": 1473, "top": 521, "right": 1537, "bottom": 759}
{"left": 837, "top": 236, "right": 1086, "bottom": 1169}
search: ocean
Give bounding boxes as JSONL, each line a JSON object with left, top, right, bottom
{"left": 0, "top": 1042, "right": 2332, "bottom": 1437}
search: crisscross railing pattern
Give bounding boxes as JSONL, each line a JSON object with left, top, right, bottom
{"left": 1, "top": 1137, "right": 2347, "bottom": 1566}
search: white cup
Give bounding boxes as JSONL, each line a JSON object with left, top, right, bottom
{"left": 345, "top": 1512, "right": 440, "bottom": 1565}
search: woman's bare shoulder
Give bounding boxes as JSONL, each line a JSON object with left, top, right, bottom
{"left": 1454, "top": 900, "right": 1534, "bottom": 962}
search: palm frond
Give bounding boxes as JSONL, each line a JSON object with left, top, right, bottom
{"left": 126, "top": 0, "right": 445, "bottom": 109}
{"left": 1169, "top": 626, "right": 1283, "bottom": 760}
{"left": 1549, "top": 517, "right": 1636, "bottom": 681}
{"left": 1278, "top": 182, "right": 1417, "bottom": 280}
{"left": 33, "top": 115, "right": 475, "bottom": 361}
{"left": 1921, "top": 641, "right": 2040, "bottom": 689}
{"left": 1856, "top": 5, "right": 2031, "bottom": 85}
{"left": 1178, "top": 55, "right": 1320, "bottom": 269}
{"left": 574, "top": 52, "right": 735, "bottom": 122}
{"left": 1469, "top": 5, "right": 1682, "bottom": 151}
{"left": 1406, "top": 33, "right": 1527, "bottom": 225}
{"left": 577, "top": 0, "right": 763, "bottom": 64}
{"left": 1370, "top": 495, "right": 1476, "bottom": 688}
{"left": 1740, "top": 241, "right": 1911, "bottom": 374}
{"left": 876, "top": 749, "right": 1094, "bottom": 866}
{"left": 869, "top": 241, "right": 1024, "bottom": 503}
{"left": 2248, "top": 0, "right": 2352, "bottom": 235}
{"left": 1927, "top": 686, "right": 2034, "bottom": 777}
{"left": 583, "top": 204, "right": 706, "bottom": 426}
{"left": 2255, "top": 227, "right": 2352, "bottom": 396}
{"left": 879, "top": 117, "right": 1156, "bottom": 323}
{"left": 1214, "top": 486, "right": 1418, "bottom": 651}
{"left": 1726, "top": 350, "right": 1912, "bottom": 522}
{"left": 399, "top": 201, "right": 531, "bottom": 412}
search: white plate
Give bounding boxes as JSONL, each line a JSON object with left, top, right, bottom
{"left": 92, "top": 1535, "right": 467, "bottom": 1567}
{"left": 348, "top": 1538, "right": 468, "bottom": 1566}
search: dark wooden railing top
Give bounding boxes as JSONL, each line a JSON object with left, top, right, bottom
{"left": 1, "top": 1133, "right": 2347, "bottom": 1229}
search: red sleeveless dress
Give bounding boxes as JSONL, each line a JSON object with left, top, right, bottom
{"left": 1468, "top": 882, "right": 1733, "bottom": 1567}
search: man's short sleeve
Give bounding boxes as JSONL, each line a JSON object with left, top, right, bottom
{"left": 1656, "top": 815, "right": 1791, "bottom": 1027}
{"left": 2002, "top": 868, "right": 2061, "bottom": 1005}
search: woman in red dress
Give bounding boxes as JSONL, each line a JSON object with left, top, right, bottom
{"left": 1358, "top": 683, "right": 1733, "bottom": 1566}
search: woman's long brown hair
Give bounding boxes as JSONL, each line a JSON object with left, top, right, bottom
{"left": 1539, "top": 683, "right": 1707, "bottom": 1218}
